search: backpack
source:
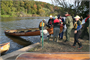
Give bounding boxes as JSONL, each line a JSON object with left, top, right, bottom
{"left": 39, "top": 21, "right": 45, "bottom": 27}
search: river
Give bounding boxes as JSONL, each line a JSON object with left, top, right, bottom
{"left": 0, "top": 17, "right": 49, "bottom": 54}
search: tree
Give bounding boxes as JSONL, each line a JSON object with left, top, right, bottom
{"left": 39, "top": 9, "right": 45, "bottom": 16}
{"left": 52, "top": 0, "right": 89, "bottom": 17}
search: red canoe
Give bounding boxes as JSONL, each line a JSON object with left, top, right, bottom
{"left": 16, "top": 52, "right": 90, "bottom": 60}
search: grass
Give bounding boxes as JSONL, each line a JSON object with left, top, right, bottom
{"left": 1, "top": 15, "right": 15, "bottom": 17}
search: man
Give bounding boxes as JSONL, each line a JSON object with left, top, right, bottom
{"left": 80, "top": 13, "right": 90, "bottom": 39}
{"left": 64, "top": 12, "right": 73, "bottom": 42}
{"left": 72, "top": 15, "right": 82, "bottom": 49}
{"left": 48, "top": 15, "right": 54, "bottom": 28}
{"left": 39, "top": 19, "right": 50, "bottom": 42}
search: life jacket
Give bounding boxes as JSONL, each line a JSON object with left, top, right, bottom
{"left": 54, "top": 19, "right": 60, "bottom": 23}
{"left": 39, "top": 21, "right": 45, "bottom": 27}
{"left": 74, "top": 22, "right": 77, "bottom": 29}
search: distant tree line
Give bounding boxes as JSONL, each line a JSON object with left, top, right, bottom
{"left": 1, "top": 0, "right": 62, "bottom": 17}
{"left": 1, "top": 0, "right": 89, "bottom": 18}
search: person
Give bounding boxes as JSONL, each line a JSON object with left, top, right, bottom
{"left": 48, "top": 15, "right": 54, "bottom": 28}
{"left": 80, "top": 13, "right": 90, "bottom": 39}
{"left": 53, "top": 16, "right": 61, "bottom": 42}
{"left": 63, "top": 12, "right": 73, "bottom": 42}
{"left": 39, "top": 19, "right": 50, "bottom": 42}
{"left": 80, "top": 16, "right": 83, "bottom": 22}
{"left": 58, "top": 15, "right": 65, "bottom": 40}
{"left": 72, "top": 15, "right": 82, "bottom": 49}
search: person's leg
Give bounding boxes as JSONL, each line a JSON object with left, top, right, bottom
{"left": 72, "top": 31, "right": 81, "bottom": 48}
{"left": 56, "top": 28, "right": 60, "bottom": 42}
{"left": 73, "top": 33, "right": 77, "bottom": 46}
{"left": 59, "top": 33, "right": 61, "bottom": 39}
{"left": 64, "top": 28, "right": 72, "bottom": 42}
{"left": 61, "top": 31, "right": 63, "bottom": 39}
{"left": 53, "top": 28, "right": 56, "bottom": 42}
{"left": 40, "top": 30, "right": 43, "bottom": 43}
{"left": 67, "top": 28, "right": 72, "bottom": 41}
{"left": 65, "top": 29, "right": 67, "bottom": 40}
{"left": 75, "top": 31, "right": 83, "bottom": 49}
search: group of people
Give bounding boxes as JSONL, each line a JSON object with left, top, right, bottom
{"left": 39, "top": 12, "right": 89, "bottom": 50}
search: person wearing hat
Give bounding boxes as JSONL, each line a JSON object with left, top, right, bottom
{"left": 72, "top": 15, "right": 82, "bottom": 49}
{"left": 64, "top": 12, "right": 73, "bottom": 42}
{"left": 39, "top": 19, "right": 50, "bottom": 42}
{"left": 53, "top": 16, "right": 61, "bottom": 42}
{"left": 80, "top": 12, "right": 90, "bottom": 39}
{"left": 58, "top": 15, "right": 65, "bottom": 40}
{"left": 48, "top": 15, "right": 54, "bottom": 28}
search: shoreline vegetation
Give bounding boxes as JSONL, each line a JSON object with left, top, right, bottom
{"left": 1, "top": 1, "right": 89, "bottom": 18}
{"left": 1, "top": 1, "right": 60, "bottom": 18}
{"left": 1, "top": 14, "right": 40, "bottom": 17}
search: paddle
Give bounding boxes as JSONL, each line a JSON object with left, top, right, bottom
{"left": 42, "top": 21, "right": 44, "bottom": 48}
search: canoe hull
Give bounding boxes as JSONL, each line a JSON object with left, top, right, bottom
{"left": 5, "top": 27, "right": 63, "bottom": 36}
{"left": 0, "top": 42, "right": 10, "bottom": 54}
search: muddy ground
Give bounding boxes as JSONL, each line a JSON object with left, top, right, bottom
{"left": 28, "top": 29, "right": 89, "bottom": 52}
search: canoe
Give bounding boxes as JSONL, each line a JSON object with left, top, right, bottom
{"left": 0, "top": 42, "right": 10, "bottom": 54}
{"left": 5, "top": 26, "right": 63, "bottom": 36}
{"left": 16, "top": 52, "right": 90, "bottom": 60}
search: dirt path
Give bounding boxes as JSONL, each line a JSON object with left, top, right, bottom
{"left": 28, "top": 30, "right": 89, "bottom": 52}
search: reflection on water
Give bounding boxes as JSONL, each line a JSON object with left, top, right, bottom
{"left": 1, "top": 17, "right": 49, "bottom": 55}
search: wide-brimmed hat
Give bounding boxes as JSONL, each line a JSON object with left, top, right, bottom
{"left": 50, "top": 15, "right": 52, "bottom": 17}
{"left": 74, "top": 15, "right": 80, "bottom": 19}
{"left": 55, "top": 16, "right": 58, "bottom": 18}
{"left": 42, "top": 19, "right": 45, "bottom": 21}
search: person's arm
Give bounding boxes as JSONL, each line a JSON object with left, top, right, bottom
{"left": 77, "top": 25, "right": 82, "bottom": 31}
{"left": 48, "top": 19, "right": 50, "bottom": 25}
{"left": 64, "top": 17, "right": 69, "bottom": 25}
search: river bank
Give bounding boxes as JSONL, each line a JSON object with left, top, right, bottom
{"left": 28, "top": 30, "right": 89, "bottom": 52}
{"left": 0, "top": 43, "right": 40, "bottom": 60}
{"left": 1, "top": 14, "right": 40, "bottom": 18}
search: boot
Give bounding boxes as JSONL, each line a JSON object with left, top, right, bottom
{"left": 72, "top": 42, "right": 76, "bottom": 48}
{"left": 78, "top": 42, "right": 83, "bottom": 49}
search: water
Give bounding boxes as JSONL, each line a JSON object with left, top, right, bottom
{"left": 0, "top": 17, "right": 49, "bottom": 54}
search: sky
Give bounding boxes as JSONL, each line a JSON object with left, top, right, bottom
{"left": 35, "top": 0, "right": 75, "bottom": 6}
{"left": 35, "top": 0, "right": 53, "bottom": 4}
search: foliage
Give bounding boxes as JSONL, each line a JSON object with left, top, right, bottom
{"left": 52, "top": 0, "right": 89, "bottom": 18}
{"left": 1, "top": 0, "right": 60, "bottom": 17}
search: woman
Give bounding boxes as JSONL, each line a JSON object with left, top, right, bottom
{"left": 53, "top": 16, "right": 61, "bottom": 42}
{"left": 58, "top": 15, "right": 64, "bottom": 40}
{"left": 72, "top": 15, "right": 82, "bottom": 49}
